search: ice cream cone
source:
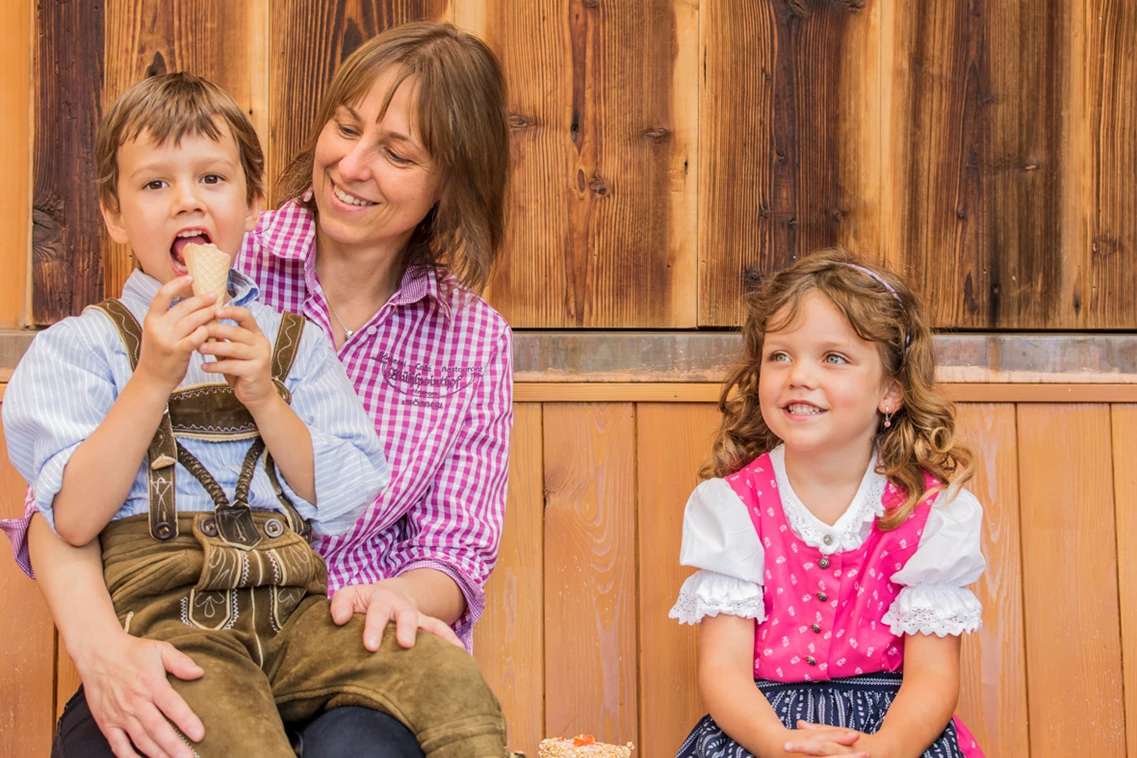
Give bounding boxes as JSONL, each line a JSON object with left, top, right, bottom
{"left": 184, "top": 242, "right": 231, "bottom": 341}
{"left": 183, "top": 242, "right": 231, "bottom": 307}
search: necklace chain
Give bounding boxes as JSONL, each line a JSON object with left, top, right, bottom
{"left": 326, "top": 300, "right": 360, "bottom": 340}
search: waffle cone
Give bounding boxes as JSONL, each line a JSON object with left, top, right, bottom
{"left": 184, "top": 242, "right": 231, "bottom": 306}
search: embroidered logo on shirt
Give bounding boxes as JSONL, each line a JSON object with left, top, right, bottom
{"left": 373, "top": 350, "right": 484, "bottom": 408}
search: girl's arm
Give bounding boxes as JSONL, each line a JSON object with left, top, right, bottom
{"left": 857, "top": 632, "right": 961, "bottom": 758}
{"left": 28, "top": 514, "right": 205, "bottom": 758}
{"left": 700, "top": 614, "right": 866, "bottom": 758}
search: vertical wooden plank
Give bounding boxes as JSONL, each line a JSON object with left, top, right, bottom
{"left": 543, "top": 403, "right": 636, "bottom": 744}
{"left": 32, "top": 0, "right": 104, "bottom": 325}
{"left": 1112, "top": 405, "right": 1137, "bottom": 757}
{"left": 101, "top": 0, "right": 271, "bottom": 300}
{"left": 1067, "top": 3, "right": 1137, "bottom": 329}
{"left": 698, "top": 0, "right": 883, "bottom": 326}
{"left": 0, "top": 408, "right": 56, "bottom": 757}
{"left": 1018, "top": 404, "right": 1124, "bottom": 757}
{"left": 56, "top": 645, "right": 81, "bottom": 721}
{"left": 0, "top": 0, "right": 31, "bottom": 328}
{"left": 474, "top": 404, "right": 544, "bottom": 756}
{"left": 635, "top": 404, "right": 719, "bottom": 756}
{"left": 882, "top": 1, "right": 1081, "bottom": 329}
{"left": 267, "top": 0, "right": 451, "bottom": 203}
{"left": 953, "top": 404, "right": 1029, "bottom": 757}
{"left": 470, "top": 0, "right": 698, "bottom": 328}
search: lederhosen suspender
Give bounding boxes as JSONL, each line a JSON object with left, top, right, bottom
{"left": 88, "top": 299, "right": 311, "bottom": 544}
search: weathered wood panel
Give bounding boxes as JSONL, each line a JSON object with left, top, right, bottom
{"left": 635, "top": 404, "right": 718, "bottom": 756}
{"left": 32, "top": 0, "right": 104, "bottom": 325}
{"left": 698, "top": 0, "right": 883, "bottom": 326}
{"left": 1017, "top": 404, "right": 1124, "bottom": 757}
{"left": 56, "top": 644, "right": 80, "bottom": 722}
{"left": 1112, "top": 405, "right": 1137, "bottom": 758}
{"left": 543, "top": 403, "right": 637, "bottom": 744}
{"left": 267, "top": 0, "right": 451, "bottom": 202}
{"left": 0, "top": 0, "right": 31, "bottom": 328}
{"left": 470, "top": 0, "right": 699, "bottom": 328}
{"left": 0, "top": 406, "right": 56, "bottom": 758}
{"left": 1067, "top": 2, "right": 1137, "bottom": 329}
{"left": 101, "top": 0, "right": 270, "bottom": 300}
{"left": 953, "top": 404, "right": 1029, "bottom": 757}
{"left": 474, "top": 403, "right": 544, "bottom": 756}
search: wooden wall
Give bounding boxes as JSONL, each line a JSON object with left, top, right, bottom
{"left": 4, "top": 392, "right": 1137, "bottom": 757}
{"left": 11, "top": 0, "right": 1135, "bottom": 330}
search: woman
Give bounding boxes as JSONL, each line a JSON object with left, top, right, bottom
{"left": 16, "top": 21, "right": 513, "bottom": 758}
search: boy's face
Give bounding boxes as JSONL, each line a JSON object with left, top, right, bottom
{"left": 101, "top": 122, "right": 261, "bottom": 285}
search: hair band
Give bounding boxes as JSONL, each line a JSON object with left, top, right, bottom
{"left": 842, "top": 263, "right": 911, "bottom": 349}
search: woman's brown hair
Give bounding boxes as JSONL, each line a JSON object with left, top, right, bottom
{"left": 276, "top": 21, "right": 510, "bottom": 294}
{"left": 704, "top": 249, "right": 974, "bottom": 529}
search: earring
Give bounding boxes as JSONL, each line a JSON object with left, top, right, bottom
{"left": 883, "top": 407, "right": 893, "bottom": 429}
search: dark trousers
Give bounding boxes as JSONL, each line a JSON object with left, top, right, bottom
{"left": 54, "top": 687, "right": 425, "bottom": 758}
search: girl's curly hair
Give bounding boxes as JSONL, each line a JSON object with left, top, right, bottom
{"left": 703, "top": 249, "right": 973, "bottom": 529}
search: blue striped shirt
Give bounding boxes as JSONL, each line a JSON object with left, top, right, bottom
{"left": 3, "top": 269, "right": 389, "bottom": 538}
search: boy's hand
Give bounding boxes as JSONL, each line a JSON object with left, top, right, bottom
{"left": 136, "top": 276, "right": 217, "bottom": 394}
{"left": 199, "top": 306, "right": 276, "bottom": 412}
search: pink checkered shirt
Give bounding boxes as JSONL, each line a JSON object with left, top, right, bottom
{"left": 2, "top": 199, "right": 513, "bottom": 648}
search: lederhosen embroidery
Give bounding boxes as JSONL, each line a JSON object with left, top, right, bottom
{"left": 87, "top": 300, "right": 311, "bottom": 542}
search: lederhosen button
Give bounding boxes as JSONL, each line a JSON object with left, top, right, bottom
{"left": 200, "top": 517, "right": 218, "bottom": 538}
{"left": 264, "top": 519, "right": 284, "bottom": 538}
{"left": 154, "top": 522, "right": 175, "bottom": 540}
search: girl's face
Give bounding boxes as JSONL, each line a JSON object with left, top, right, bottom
{"left": 311, "top": 68, "right": 443, "bottom": 258}
{"left": 758, "top": 291, "right": 902, "bottom": 458}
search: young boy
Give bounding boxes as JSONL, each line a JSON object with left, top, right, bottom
{"left": 4, "top": 73, "right": 506, "bottom": 757}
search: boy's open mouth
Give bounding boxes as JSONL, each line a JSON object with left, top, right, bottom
{"left": 170, "top": 229, "right": 213, "bottom": 275}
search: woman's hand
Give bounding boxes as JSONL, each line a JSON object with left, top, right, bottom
{"left": 75, "top": 629, "right": 206, "bottom": 758}
{"left": 329, "top": 577, "right": 464, "bottom": 650}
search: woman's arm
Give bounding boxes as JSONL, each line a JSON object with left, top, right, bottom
{"left": 28, "top": 514, "right": 205, "bottom": 758}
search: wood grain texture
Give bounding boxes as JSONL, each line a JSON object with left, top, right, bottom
{"left": 952, "top": 404, "right": 1029, "bottom": 757}
{"left": 1017, "top": 404, "right": 1124, "bottom": 757}
{"left": 0, "top": 0, "right": 31, "bottom": 328}
{"left": 55, "top": 645, "right": 81, "bottom": 722}
{"left": 32, "top": 0, "right": 103, "bottom": 325}
{"left": 1112, "top": 405, "right": 1137, "bottom": 758}
{"left": 100, "top": 0, "right": 270, "bottom": 300}
{"left": 471, "top": 0, "right": 698, "bottom": 328}
{"left": 267, "top": 0, "right": 451, "bottom": 203}
{"left": 634, "top": 404, "right": 719, "bottom": 756}
{"left": 1066, "top": 1, "right": 1137, "bottom": 328}
{"left": 473, "top": 403, "right": 544, "bottom": 756}
{"left": 0, "top": 408, "right": 56, "bottom": 757}
{"left": 543, "top": 403, "right": 637, "bottom": 744}
{"left": 698, "top": 0, "right": 882, "bottom": 326}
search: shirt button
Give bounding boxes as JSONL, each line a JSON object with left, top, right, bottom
{"left": 811, "top": 624, "right": 821, "bottom": 633}
{"left": 818, "top": 557, "right": 830, "bottom": 569}
{"left": 806, "top": 656, "right": 817, "bottom": 666}
{"left": 367, "top": 326, "right": 377, "bottom": 336}
{"left": 823, "top": 534, "right": 834, "bottom": 545}
{"left": 817, "top": 592, "right": 828, "bottom": 602}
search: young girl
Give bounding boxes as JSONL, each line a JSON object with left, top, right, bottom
{"left": 670, "top": 250, "right": 985, "bottom": 758}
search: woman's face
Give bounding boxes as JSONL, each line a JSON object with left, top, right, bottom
{"left": 311, "top": 68, "right": 442, "bottom": 258}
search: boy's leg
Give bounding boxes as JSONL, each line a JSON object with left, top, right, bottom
{"left": 152, "top": 623, "right": 297, "bottom": 758}
{"left": 270, "top": 600, "right": 506, "bottom": 758}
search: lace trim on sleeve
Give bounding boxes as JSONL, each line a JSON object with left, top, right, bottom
{"left": 881, "top": 584, "right": 983, "bottom": 637}
{"left": 668, "top": 570, "right": 766, "bottom": 626}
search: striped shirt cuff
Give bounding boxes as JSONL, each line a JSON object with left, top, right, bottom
{"left": 394, "top": 558, "right": 485, "bottom": 652}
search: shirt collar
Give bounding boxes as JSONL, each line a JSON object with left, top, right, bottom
{"left": 256, "top": 194, "right": 453, "bottom": 321}
{"left": 121, "top": 267, "right": 261, "bottom": 312}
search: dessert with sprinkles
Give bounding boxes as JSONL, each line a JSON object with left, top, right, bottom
{"left": 537, "top": 734, "right": 634, "bottom": 757}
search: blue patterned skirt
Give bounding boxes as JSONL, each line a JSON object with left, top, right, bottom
{"left": 676, "top": 673, "right": 967, "bottom": 758}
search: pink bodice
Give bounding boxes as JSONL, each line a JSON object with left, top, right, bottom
{"left": 725, "top": 454, "right": 935, "bottom": 682}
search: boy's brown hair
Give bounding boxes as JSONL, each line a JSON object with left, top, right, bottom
{"left": 96, "top": 72, "right": 265, "bottom": 212}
